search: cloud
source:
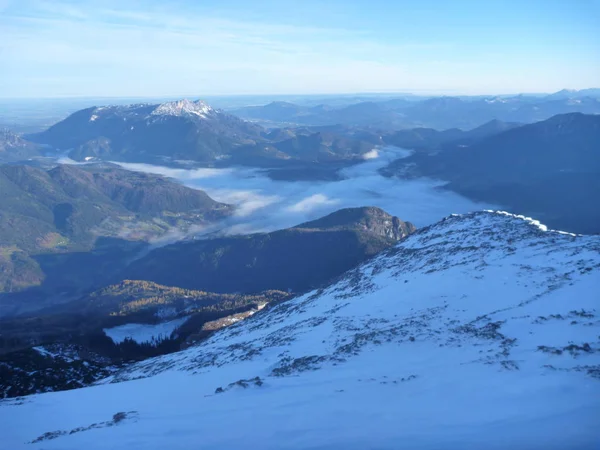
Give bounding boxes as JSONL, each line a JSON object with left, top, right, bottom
{"left": 362, "top": 149, "right": 379, "bottom": 160}
{"left": 111, "top": 146, "right": 498, "bottom": 240}
{"left": 210, "top": 189, "right": 281, "bottom": 217}
{"left": 285, "top": 194, "right": 339, "bottom": 213}
{"left": 115, "top": 162, "right": 229, "bottom": 180}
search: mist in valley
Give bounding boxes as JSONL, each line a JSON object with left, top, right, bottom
{"left": 114, "top": 147, "right": 497, "bottom": 239}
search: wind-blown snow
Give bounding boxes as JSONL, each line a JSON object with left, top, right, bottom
{"left": 2, "top": 211, "right": 598, "bottom": 449}
{"left": 103, "top": 317, "right": 189, "bottom": 345}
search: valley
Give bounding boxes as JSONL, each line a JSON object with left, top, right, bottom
{"left": 2, "top": 1, "right": 599, "bottom": 446}
{"left": 0, "top": 89, "right": 598, "bottom": 449}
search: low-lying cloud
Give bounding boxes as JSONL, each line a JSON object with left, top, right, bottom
{"left": 361, "top": 149, "right": 379, "bottom": 160}
{"left": 286, "top": 194, "right": 339, "bottom": 213}
{"left": 115, "top": 146, "right": 497, "bottom": 237}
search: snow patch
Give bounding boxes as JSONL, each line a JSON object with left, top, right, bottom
{"left": 150, "top": 99, "right": 214, "bottom": 118}
{"left": 103, "top": 317, "right": 189, "bottom": 345}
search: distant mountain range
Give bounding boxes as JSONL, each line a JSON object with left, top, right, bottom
{"left": 231, "top": 90, "right": 600, "bottom": 129}
{"left": 383, "top": 113, "right": 600, "bottom": 234}
{"left": 7, "top": 91, "right": 596, "bottom": 170}
{"left": 122, "top": 206, "right": 416, "bottom": 294}
{"left": 382, "top": 118, "right": 522, "bottom": 150}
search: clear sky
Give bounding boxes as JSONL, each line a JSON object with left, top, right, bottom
{"left": 1, "top": 0, "right": 599, "bottom": 98}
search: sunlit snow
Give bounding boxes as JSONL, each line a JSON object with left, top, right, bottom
{"left": 2, "top": 211, "right": 598, "bottom": 449}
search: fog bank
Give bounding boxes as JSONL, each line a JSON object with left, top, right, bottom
{"left": 115, "top": 147, "right": 497, "bottom": 236}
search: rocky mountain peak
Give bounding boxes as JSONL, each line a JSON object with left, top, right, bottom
{"left": 150, "top": 99, "right": 215, "bottom": 118}
{"left": 295, "top": 206, "right": 416, "bottom": 241}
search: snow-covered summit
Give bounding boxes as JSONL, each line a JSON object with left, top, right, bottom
{"left": 83, "top": 100, "right": 218, "bottom": 122}
{"left": 150, "top": 99, "right": 215, "bottom": 118}
{"left": 2, "top": 210, "right": 599, "bottom": 449}
{"left": 484, "top": 97, "right": 508, "bottom": 104}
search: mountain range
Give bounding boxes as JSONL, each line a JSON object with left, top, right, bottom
{"left": 383, "top": 113, "right": 600, "bottom": 234}
{"left": 381, "top": 118, "right": 522, "bottom": 150}
{"left": 232, "top": 92, "right": 600, "bottom": 129}
{"left": 16, "top": 91, "right": 599, "bottom": 170}
{"left": 25, "top": 100, "right": 376, "bottom": 166}
{"left": 2, "top": 210, "right": 598, "bottom": 449}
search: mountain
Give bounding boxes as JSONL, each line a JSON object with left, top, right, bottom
{"left": 461, "top": 118, "right": 522, "bottom": 140}
{"left": 402, "top": 95, "right": 600, "bottom": 129}
{"left": 29, "top": 100, "right": 378, "bottom": 167}
{"left": 229, "top": 95, "right": 600, "bottom": 130}
{"left": 233, "top": 100, "right": 410, "bottom": 128}
{"left": 384, "top": 113, "right": 600, "bottom": 234}
{"left": 508, "top": 96, "right": 600, "bottom": 123}
{"left": 122, "top": 207, "right": 416, "bottom": 294}
{"left": 545, "top": 88, "right": 600, "bottom": 100}
{"left": 2, "top": 211, "right": 598, "bottom": 449}
{"left": 0, "top": 163, "right": 230, "bottom": 313}
{"left": 234, "top": 130, "right": 375, "bottom": 166}
{"left": 29, "top": 100, "right": 265, "bottom": 163}
{"left": 0, "top": 129, "right": 45, "bottom": 162}
{"left": 231, "top": 101, "right": 319, "bottom": 124}
{"left": 382, "top": 119, "right": 521, "bottom": 152}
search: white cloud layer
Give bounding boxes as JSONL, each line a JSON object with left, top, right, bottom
{"left": 115, "top": 146, "right": 498, "bottom": 237}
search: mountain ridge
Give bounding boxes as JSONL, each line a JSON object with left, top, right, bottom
{"left": 0, "top": 162, "right": 230, "bottom": 312}
{"left": 121, "top": 206, "right": 416, "bottom": 294}
{"left": 383, "top": 112, "right": 600, "bottom": 234}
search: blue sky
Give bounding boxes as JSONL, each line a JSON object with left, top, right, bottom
{"left": 0, "top": 0, "right": 598, "bottom": 98}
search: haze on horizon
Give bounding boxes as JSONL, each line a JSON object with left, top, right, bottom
{"left": 0, "top": 0, "right": 599, "bottom": 98}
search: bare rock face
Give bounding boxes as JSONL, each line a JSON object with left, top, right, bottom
{"left": 294, "top": 206, "right": 416, "bottom": 241}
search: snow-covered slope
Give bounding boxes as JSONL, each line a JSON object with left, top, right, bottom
{"left": 2, "top": 211, "right": 599, "bottom": 449}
